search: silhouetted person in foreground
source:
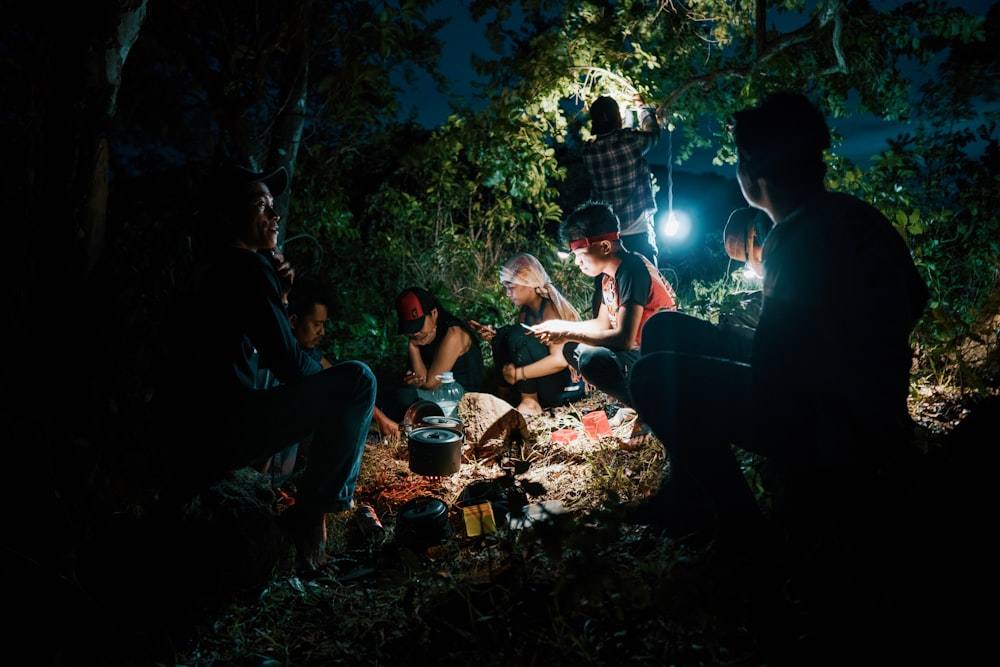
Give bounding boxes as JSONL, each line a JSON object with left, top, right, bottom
{"left": 627, "top": 92, "right": 929, "bottom": 545}
{"left": 152, "top": 164, "right": 376, "bottom": 571}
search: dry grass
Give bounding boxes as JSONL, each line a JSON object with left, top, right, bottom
{"left": 162, "top": 384, "right": 992, "bottom": 666}
{"left": 355, "top": 391, "right": 665, "bottom": 526}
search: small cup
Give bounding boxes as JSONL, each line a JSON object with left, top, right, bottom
{"left": 582, "top": 410, "right": 612, "bottom": 439}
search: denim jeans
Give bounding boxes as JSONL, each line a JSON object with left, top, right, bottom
{"left": 162, "top": 360, "right": 376, "bottom": 514}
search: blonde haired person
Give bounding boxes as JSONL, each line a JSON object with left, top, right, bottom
{"left": 470, "top": 253, "right": 586, "bottom": 416}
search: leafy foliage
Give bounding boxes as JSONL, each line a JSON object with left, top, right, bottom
{"left": 7, "top": 2, "right": 1000, "bottom": 665}
{"left": 98, "top": 0, "right": 999, "bottom": 394}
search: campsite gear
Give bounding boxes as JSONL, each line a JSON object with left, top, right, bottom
{"left": 431, "top": 371, "right": 464, "bottom": 418}
{"left": 394, "top": 496, "right": 452, "bottom": 550}
{"left": 401, "top": 399, "right": 444, "bottom": 434}
{"left": 583, "top": 410, "right": 613, "bottom": 439}
{"left": 408, "top": 426, "right": 464, "bottom": 476}
{"left": 354, "top": 505, "right": 385, "bottom": 543}
{"left": 420, "top": 415, "right": 463, "bottom": 431}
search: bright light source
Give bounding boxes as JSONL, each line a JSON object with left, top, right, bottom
{"left": 659, "top": 209, "right": 691, "bottom": 244}
{"left": 742, "top": 265, "right": 761, "bottom": 281}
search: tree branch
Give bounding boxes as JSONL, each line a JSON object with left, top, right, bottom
{"left": 656, "top": 0, "right": 848, "bottom": 117}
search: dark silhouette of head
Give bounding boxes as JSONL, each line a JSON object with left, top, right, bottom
{"left": 590, "top": 96, "right": 621, "bottom": 135}
{"left": 730, "top": 91, "right": 831, "bottom": 189}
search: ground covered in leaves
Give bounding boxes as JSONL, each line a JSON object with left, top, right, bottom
{"left": 57, "top": 379, "right": 995, "bottom": 667}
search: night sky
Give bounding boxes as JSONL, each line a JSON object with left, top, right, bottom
{"left": 406, "top": 0, "right": 997, "bottom": 177}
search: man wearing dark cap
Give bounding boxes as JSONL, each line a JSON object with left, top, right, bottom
{"left": 153, "top": 163, "right": 377, "bottom": 572}
{"left": 627, "top": 93, "right": 929, "bottom": 556}
{"left": 583, "top": 94, "right": 661, "bottom": 268}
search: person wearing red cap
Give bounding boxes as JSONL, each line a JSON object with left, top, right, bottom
{"left": 383, "top": 286, "right": 485, "bottom": 423}
{"left": 528, "top": 201, "right": 678, "bottom": 446}
{"left": 152, "top": 164, "right": 376, "bottom": 572}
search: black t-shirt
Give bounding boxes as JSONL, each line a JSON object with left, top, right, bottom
{"left": 416, "top": 311, "right": 485, "bottom": 392}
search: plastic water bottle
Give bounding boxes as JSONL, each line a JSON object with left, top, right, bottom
{"left": 434, "top": 371, "right": 464, "bottom": 418}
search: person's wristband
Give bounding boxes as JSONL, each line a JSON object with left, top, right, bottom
{"left": 520, "top": 366, "right": 527, "bottom": 382}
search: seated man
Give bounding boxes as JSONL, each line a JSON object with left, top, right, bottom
{"left": 627, "top": 92, "right": 929, "bottom": 549}
{"left": 152, "top": 164, "right": 376, "bottom": 571}
{"left": 529, "top": 201, "right": 678, "bottom": 445}
{"left": 285, "top": 277, "right": 400, "bottom": 439}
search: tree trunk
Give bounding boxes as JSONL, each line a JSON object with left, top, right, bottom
{"left": 39, "top": 1, "right": 148, "bottom": 281}
{"left": 270, "top": 3, "right": 311, "bottom": 245}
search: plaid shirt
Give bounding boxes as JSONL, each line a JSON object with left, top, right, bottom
{"left": 583, "top": 109, "right": 660, "bottom": 236}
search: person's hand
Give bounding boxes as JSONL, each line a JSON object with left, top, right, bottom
{"left": 501, "top": 362, "right": 517, "bottom": 385}
{"left": 267, "top": 248, "right": 295, "bottom": 300}
{"left": 527, "top": 321, "right": 552, "bottom": 342}
{"left": 402, "top": 370, "right": 425, "bottom": 387}
{"left": 531, "top": 325, "right": 566, "bottom": 345}
{"left": 468, "top": 319, "right": 496, "bottom": 343}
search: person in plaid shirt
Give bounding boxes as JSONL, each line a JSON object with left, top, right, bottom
{"left": 583, "top": 95, "right": 661, "bottom": 268}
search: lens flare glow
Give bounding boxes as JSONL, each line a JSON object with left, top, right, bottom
{"left": 659, "top": 209, "right": 691, "bottom": 243}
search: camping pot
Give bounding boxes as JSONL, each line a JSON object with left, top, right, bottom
{"left": 401, "top": 399, "right": 444, "bottom": 434}
{"left": 394, "top": 496, "right": 452, "bottom": 550}
{"left": 408, "top": 426, "right": 464, "bottom": 476}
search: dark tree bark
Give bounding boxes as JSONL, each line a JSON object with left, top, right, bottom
{"left": 269, "top": 0, "right": 312, "bottom": 243}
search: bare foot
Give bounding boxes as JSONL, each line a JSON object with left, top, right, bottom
{"left": 299, "top": 515, "right": 329, "bottom": 569}
{"left": 281, "top": 506, "right": 329, "bottom": 570}
{"left": 517, "top": 395, "right": 543, "bottom": 417}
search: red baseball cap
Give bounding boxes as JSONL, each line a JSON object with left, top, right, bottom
{"left": 395, "top": 287, "right": 434, "bottom": 335}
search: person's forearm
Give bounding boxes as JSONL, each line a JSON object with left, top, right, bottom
{"left": 519, "top": 353, "right": 568, "bottom": 381}
{"left": 638, "top": 106, "right": 658, "bottom": 132}
{"left": 408, "top": 345, "right": 427, "bottom": 378}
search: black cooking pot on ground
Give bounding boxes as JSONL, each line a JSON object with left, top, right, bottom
{"left": 393, "top": 496, "right": 452, "bottom": 551}
{"left": 408, "top": 426, "right": 464, "bottom": 476}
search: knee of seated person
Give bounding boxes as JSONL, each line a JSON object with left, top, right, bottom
{"left": 629, "top": 353, "right": 678, "bottom": 397}
{"left": 561, "top": 341, "right": 580, "bottom": 366}
{"left": 341, "top": 359, "right": 377, "bottom": 391}
{"left": 641, "top": 311, "right": 708, "bottom": 355}
{"left": 576, "top": 344, "right": 615, "bottom": 370}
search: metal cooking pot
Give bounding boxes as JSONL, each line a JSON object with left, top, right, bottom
{"left": 408, "top": 426, "right": 464, "bottom": 476}
{"left": 394, "top": 496, "right": 452, "bottom": 550}
{"left": 401, "top": 399, "right": 444, "bottom": 434}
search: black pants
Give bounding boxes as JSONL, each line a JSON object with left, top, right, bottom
{"left": 493, "top": 324, "right": 583, "bottom": 408}
{"left": 629, "top": 311, "right": 761, "bottom": 530}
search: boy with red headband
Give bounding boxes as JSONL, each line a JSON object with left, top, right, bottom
{"left": 528, "top": 201, "right": 677, "bottom": 445}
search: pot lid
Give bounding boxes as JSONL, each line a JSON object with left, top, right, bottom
{"left": 397, "top": 496, "right": 449, "bottom": 523}
{"left": 421, "top": 415, "right": 463, "bottom": 427}
{"left": 408, "top": 426, "right": 464, "bottom": 444}
{"left": 402, "top": 399, "right": 444, "bottom": 432}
